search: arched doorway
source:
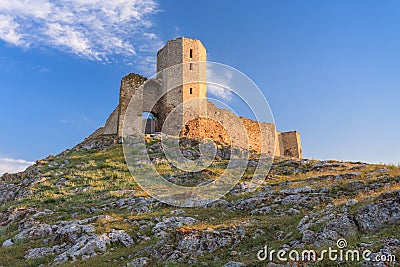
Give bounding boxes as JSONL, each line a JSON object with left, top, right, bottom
{"left": 142, "top": 112, "right": 157, "bottom": 134}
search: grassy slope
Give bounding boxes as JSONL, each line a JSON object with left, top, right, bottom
{"left": 0, "top": 136, "right": 399, "bottom": 267}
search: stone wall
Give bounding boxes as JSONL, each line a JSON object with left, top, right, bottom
{"left": 91, "top": 36, "right": 302, "bottom": 159}
{"left": 102, "top": 107, "right": 119, "bottom": 135}
{"left": 180, "top": 101, "right": 276, "bottom": 155}
{"left": 88, "top": 107, "right": 118, "bottom": 138}
{"left": 276, "top": 131, "right": 302, "bottom": 159}
{"left": 117, "top": 73, "right": 147, "bottom": 136}
{"left": 93, "top": 72, "right": 302, "bottom": 158}
{"left": 240, "top": 117, "right": 276, "bottom": 155}
{"left": 157, "top": 38, "right": 183, "bottom": 72}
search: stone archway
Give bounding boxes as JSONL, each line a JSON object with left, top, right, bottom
{"left": 142, "top": 112, "right": 157, "bottom": 134}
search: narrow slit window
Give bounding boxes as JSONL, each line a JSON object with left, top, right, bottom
{"left": 189, "top": 63, "right": 193, "bottom": 70}
{"left": 190, "top": 88, "right": 193, "bottom": 94}
{"left": 189, "top": 49, "right": 193, "bottom": 58}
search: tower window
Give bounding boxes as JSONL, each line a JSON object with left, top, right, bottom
{"left": 190, "top": 88, "right": 193, "bottom": 94}
{"left": 189, "top": 49, "right": 193, "bottom": 58}
{"left": 189, "top": 63, "right": 193, "bottom": 70}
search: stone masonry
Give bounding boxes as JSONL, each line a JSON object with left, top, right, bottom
{"left": 92, "top": 37, "right": 302, "bottom": 158}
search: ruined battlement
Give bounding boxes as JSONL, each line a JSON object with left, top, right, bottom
{"left": 93, "top": 37, "right": 302, "bottom": 159}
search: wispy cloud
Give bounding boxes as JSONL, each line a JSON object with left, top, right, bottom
{"left": 0, "top": 0, "right": 163, "bottom": 73}
{"left": 207, "top": 65, "right": 234, "bottom": 101}
{"left": 0, "top": 157, "right": 34, "bottom": 176}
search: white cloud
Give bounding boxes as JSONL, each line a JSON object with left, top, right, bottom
{"left": 0, "top": 14, "right": 25, "bottom": 46}
{"left": 208, "top": 84, "right": 233, "bottom": 102}
{"left": 0, "top": 0, "right": 52, "bottom": 21}
{"left": 0, "top": 0, "right": 162, "bottom": 73}
{"left": 207, "top": 66, "right": 234, "bottom": 101}
{"left": 0, "top": 157, "right": 34, "bottom": 176}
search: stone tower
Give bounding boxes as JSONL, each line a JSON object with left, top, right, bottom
{"left": 156, "top": 37, "right": 207, "bottom": 134}
{"left": 156, "top": 37, "right": 207, "bottom": 99}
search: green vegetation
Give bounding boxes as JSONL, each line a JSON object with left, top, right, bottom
{"left": 0, "top": 137, "right": 398, "bottom": 267}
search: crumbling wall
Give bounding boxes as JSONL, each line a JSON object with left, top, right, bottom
{"left": 88, "top": 107, "right": 118, "bottom": 138}
{"left": 240, "top": 117, "right": 276, "bottom": 155}
{"left": 275, "top": 131, "right": 282, "bottom": 156}
{"left": 276, "top": 131, "right": 302, "bottom": 158}
{"left": 95, "top": 71, "right": 302, "bottom": 157}
{"left": 102, "top": 107, "right": 119, "bottom": 135}
{"left": 117, "top": 73, "right": 147, "bottom": 136}
{"left": 93, "top": 72, "right": 302, "bottom": 158}
{"left": 181, "top": 117, "right": 231, "bottom": 145}
{"left": 180, "top": 101, "right": 276, "bottom": 155}
{"left": 92, "top": 36, "right": 302, "bottom": 159}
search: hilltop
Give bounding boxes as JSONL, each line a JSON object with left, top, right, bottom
{"left": 0, "top": 134, "right": 399, "bottom": 266}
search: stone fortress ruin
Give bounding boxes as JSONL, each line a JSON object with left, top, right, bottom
{"left": 92, "top": 37, "right": 302, "bottom": 159}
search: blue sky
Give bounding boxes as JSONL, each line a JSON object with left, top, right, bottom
{"left": 0, "top": 0, "right": 399, "bottom": 174}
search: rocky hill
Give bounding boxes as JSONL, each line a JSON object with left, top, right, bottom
{"left": 0, "top": 135, "right": 398, "bottom": 267}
